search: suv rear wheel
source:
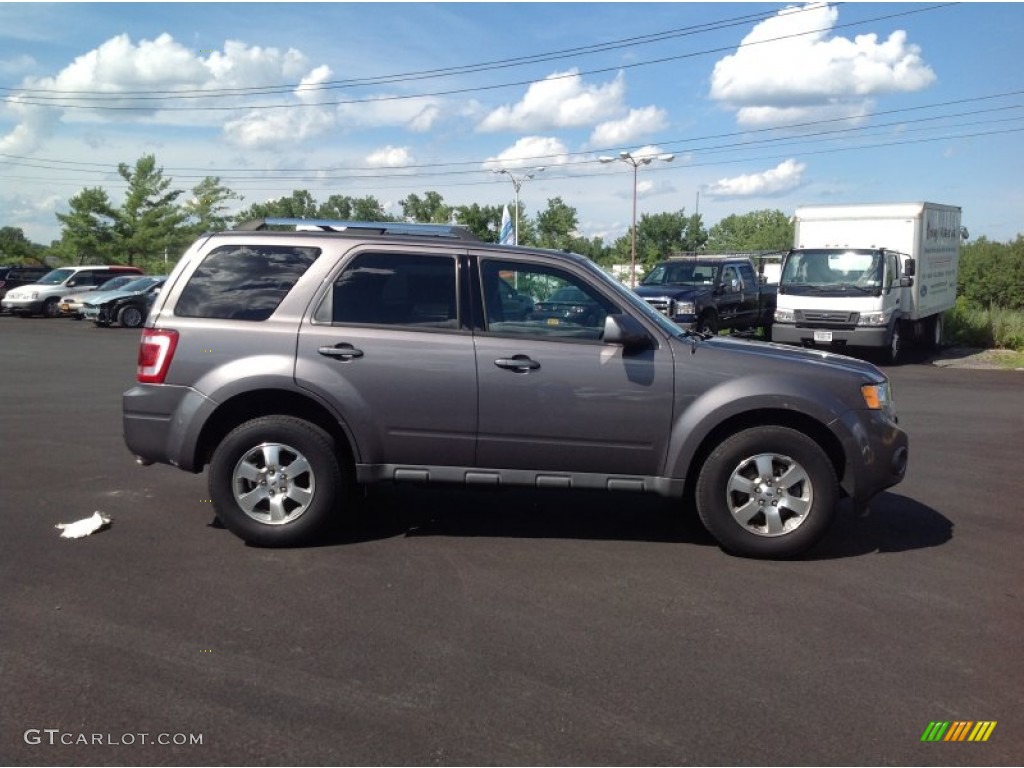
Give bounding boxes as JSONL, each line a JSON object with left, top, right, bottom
{"left": 209, "top": 416, "right": 346, "bottom": 547}
{"left": 695, "top": 426, "right": 837, "bottom": 558}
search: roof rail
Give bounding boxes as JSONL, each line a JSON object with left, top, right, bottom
{"left": 233, "top": 218, "right": 482, "bottom": 241}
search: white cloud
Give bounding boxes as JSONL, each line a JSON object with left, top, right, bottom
{"left": 0, "top": 54, "right": 37, "bottom": 76}
{"left": 335, "top": 96, "right": 444, "bottom": 132}
{"left": 222, "top": 107, "right": 335, "bottom": 149}
{"left": 589, "top": 106, "right": 668, "bottom": 147}
{"left": 478, "top": 69, "right": 625, "bottom": 132}
{"left": 0, "top": 33, "right": 336, "bottom": 153}
{"left": 482, "top": 136, "right": 570, "bottom": 171}
{"left": 710, "top": 3, "right": 935, "bottom": 127}
{"left": 365, "top": 145, "right": 413, "bottom": 168}
{"left": 705, "top": 159, "right": 806, "bottom": 198}
{"left": 295, "top": 64, "right": 333, "bottom": 104}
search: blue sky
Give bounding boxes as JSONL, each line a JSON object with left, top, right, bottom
{"left": 1, "top": 1, "right": 1022, "bottom": 247}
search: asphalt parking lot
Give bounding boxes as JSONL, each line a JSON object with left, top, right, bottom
{"left": 1, "top": 316, "right": 1021, "bottom": 766}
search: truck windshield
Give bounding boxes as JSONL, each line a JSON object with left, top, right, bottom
{"left": 781, "top": 250, "right": 882, "bottom": 288}
{"left": 641, "top": 262, "right": 719, "bottom": 286}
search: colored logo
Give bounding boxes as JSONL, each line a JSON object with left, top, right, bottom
{"left": 921, "top": 721, "right": 997, "bottom": 742}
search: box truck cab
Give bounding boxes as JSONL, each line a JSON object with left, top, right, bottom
{"left": 772, "top": 202, "right": 964, "bottom": 364}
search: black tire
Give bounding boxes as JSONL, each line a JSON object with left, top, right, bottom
{"left": 695, "top": 426, "right": 838, "bottom": 558}
{"left": 883, "top": 322, "right": 902, "bottom": 365}
{"left": 208, "top": 416, "right": 347, "bottom": 547}
{"left": 118, "top": 304, "right": 144, "bottom": 328}
{"left": 698, "top": 312, "right": 719, "bottom": 336}
{"left": 43, "top": 298, "right": 60, "bottom": 318}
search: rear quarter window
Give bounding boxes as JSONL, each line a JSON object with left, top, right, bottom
{"left": 174, "top": 245, "right": 321, "bottom": 321}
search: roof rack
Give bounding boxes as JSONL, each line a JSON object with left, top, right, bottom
{"left": 233, "top": 218, "right": 482, "bottom": 241}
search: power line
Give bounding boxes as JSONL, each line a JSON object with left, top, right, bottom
{"left": 3, "top": 4, "right": 957, "bottom": 112}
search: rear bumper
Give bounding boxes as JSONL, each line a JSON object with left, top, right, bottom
{"left": 773, "top": 323, "right": 889, "bottom": 349}
{"left": 123, "top": 383, "right": 217, "bottom": 472}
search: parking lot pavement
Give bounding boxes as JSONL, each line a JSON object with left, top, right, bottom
{"left": 1, "top": 316, "right": 1022, "bottom": 766}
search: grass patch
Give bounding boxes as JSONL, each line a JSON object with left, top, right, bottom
{"left": 945, "top": 298, "right": 1024, "bottom": 352}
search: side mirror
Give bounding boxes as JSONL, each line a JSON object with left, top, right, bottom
{"left": 603, "top": 314, "right": 652, "bottom": 351}
{"left": 903, "top": 258, "right": 916, "bottom": 277}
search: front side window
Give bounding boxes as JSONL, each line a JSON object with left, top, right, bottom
{"left": 325, "top": 252, "right": 458, "bottom": 329}
{"left": 480, "top": 259, "right": 615, "bottom": 341}
{"left": 175, "top": 245, "right": 320, "bottom": 321}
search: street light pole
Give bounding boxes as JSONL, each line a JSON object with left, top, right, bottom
{"left": 493, "top": 167, "right": 545, "bottom": 245}
{"left": 599, "top": 150, "right": 674, "bottom": 287}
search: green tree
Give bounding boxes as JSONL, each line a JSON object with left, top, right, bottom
{"left": 235, "top": 190, "right": 319, "bottom": 221}
{"left": 183, "top": 176, "right": 243, "bottom": 235}
{"left": 958, "top": 235, "right": 1024, "bottom": 311}
{"left": 707, "top": 209, "right": 793, "bottom": 252}
{"left": 55, "top": 187, "right": 119, "bottom": 264}
{"left": 534, "top": 197, "right": 578, "bottom": 250}
{"left": 0, "top": 227, "right": 45, "bottom": 264}
{"left": 452, "top": 202, "right": 502, "bottom": 241}
{"left": 400, "top": 191, "right": 451, "bottom": 223}
{"left": 116, "top": 154, "right": 186, "bottom": 265}
{"left": 317, "top": 194, "right": 392, "bottom": 221}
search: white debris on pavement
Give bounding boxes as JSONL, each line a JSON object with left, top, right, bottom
{"left": 55, "top": 511, "right": 112, "bottom": 539}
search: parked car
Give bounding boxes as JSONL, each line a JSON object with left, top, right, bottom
{"left": 634, "top": 255, "right": 778, "bottom": 335}
{"left": 1, "top": 265, "right": 143, "bottom": 317}
{"left": 123, "top": 218, "right": 908, "bottom": 559}
{"left": 82, "top": 276, "right": 166, "bottom": 327}
{"left": 59, "top": 275, "right": 137, "bottom": 319}
{"left": 0, "top": 265, "right": 52, "bottom": 311}
{"left": 529, "top": 285, "right": 605, "bottom": 327}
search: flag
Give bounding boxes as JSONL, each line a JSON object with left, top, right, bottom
{"left": 499, "top": 205, "right": 514, "bottom": 245}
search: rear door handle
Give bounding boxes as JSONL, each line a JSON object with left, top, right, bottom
{"left": 494, "top": 355, "right": 540, "bottom": 373}
{"left": 318, "top": 343, "right": 364, "bottom": 361}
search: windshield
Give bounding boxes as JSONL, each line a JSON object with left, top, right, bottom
{"left": 781, "top": 249, "right": 882, "bottom": 287}
{"left": 37, "top": 268, "right": 74, "bottom": 285}
{"left": 119, "top": 276, "right": 163, "bottom": 292}
{"left": 95, "top": 276, "right": 134, "bottom": 291}
{"left": 641, "top": 262, "right": 719, "bottom": 286}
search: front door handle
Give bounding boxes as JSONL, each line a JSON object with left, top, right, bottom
{"left": 494, "top": 355, "right": 540, "bottom": 373}
{"left": 318, "top": 343, "right": 364, "bottom": 361}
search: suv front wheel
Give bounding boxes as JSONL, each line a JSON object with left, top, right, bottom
{"left": 695, "top": 426, "right": 837, "bottom": 558}
{"left": 209, "top": 416, "right": 345, "bottom": 547}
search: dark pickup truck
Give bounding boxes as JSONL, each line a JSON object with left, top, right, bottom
{"left": 634, "top": 255, "right": 778, "bottom": 334}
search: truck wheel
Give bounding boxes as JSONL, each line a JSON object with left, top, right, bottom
{"left": 695, "top": 426, "right": 837, "bottom": 559}
{"left": 883, "top": 323, "right": 902, "bottom": 365}
{"left": 208, "top": 416, "right": 347, "bottom": 547}
{"left": 929, "top": 315, "right": 944, "bottom": 350}
{"left": 698, "top": 312, "right": 719, "bottom": 336}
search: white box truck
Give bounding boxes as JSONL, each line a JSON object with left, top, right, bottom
{"left": 771, "top": 202, "right": 965, "bottom": 363}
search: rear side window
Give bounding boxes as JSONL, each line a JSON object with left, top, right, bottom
{"left": 175, "top": 245, "right": 321, "bottom": 321}
{"left": 320, "top": 252, "right": 458, "bottom": 329}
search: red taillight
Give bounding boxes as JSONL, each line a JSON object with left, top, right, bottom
{"left": 137, "top": 329, "right": 179, "bottom": 384}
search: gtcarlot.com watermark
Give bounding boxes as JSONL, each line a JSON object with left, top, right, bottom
{"left": 24, "top": 729, "right": 203, "bottom": 747}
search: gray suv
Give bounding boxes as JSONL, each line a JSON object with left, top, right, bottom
{"left": 123, "top": 219, "right": 909, "bottom": 558}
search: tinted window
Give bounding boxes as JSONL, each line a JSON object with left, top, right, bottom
{"left": 324, "top": 252, "right": 458, "bottom": 329}
{"left": 175, "top": 245, "right": 320, "bottom": 321}
{"left": 738, "top": 263, "right": 757, "bottom": 288}
{"left": 480, "top": 260, "right": 614, "bottom": 341}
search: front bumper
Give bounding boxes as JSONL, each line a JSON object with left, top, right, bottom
{"left": 833, "top": 408, "right": 909, "bottom": 506}
{"left": 773, "top": 323, "right": 889, "bottom": 349}
{"left": 1, "top": 297, "right": 45, "bottom": 314}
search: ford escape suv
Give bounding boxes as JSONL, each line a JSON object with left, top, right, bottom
{"left": 123, "top": 219, "right": 908, "bottom": 558}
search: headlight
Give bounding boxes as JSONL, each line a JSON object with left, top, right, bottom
{"left": 774, "top": 308, "right": 795, "bottom": 323}
{"left": 858, "top": 311, "right": 890, "bottom": 326}
{"left": 674, "top": 301, "right": 695, "bottom": 316}
{"left": 862, "top": 381, "right": 896, "bottom": 417}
